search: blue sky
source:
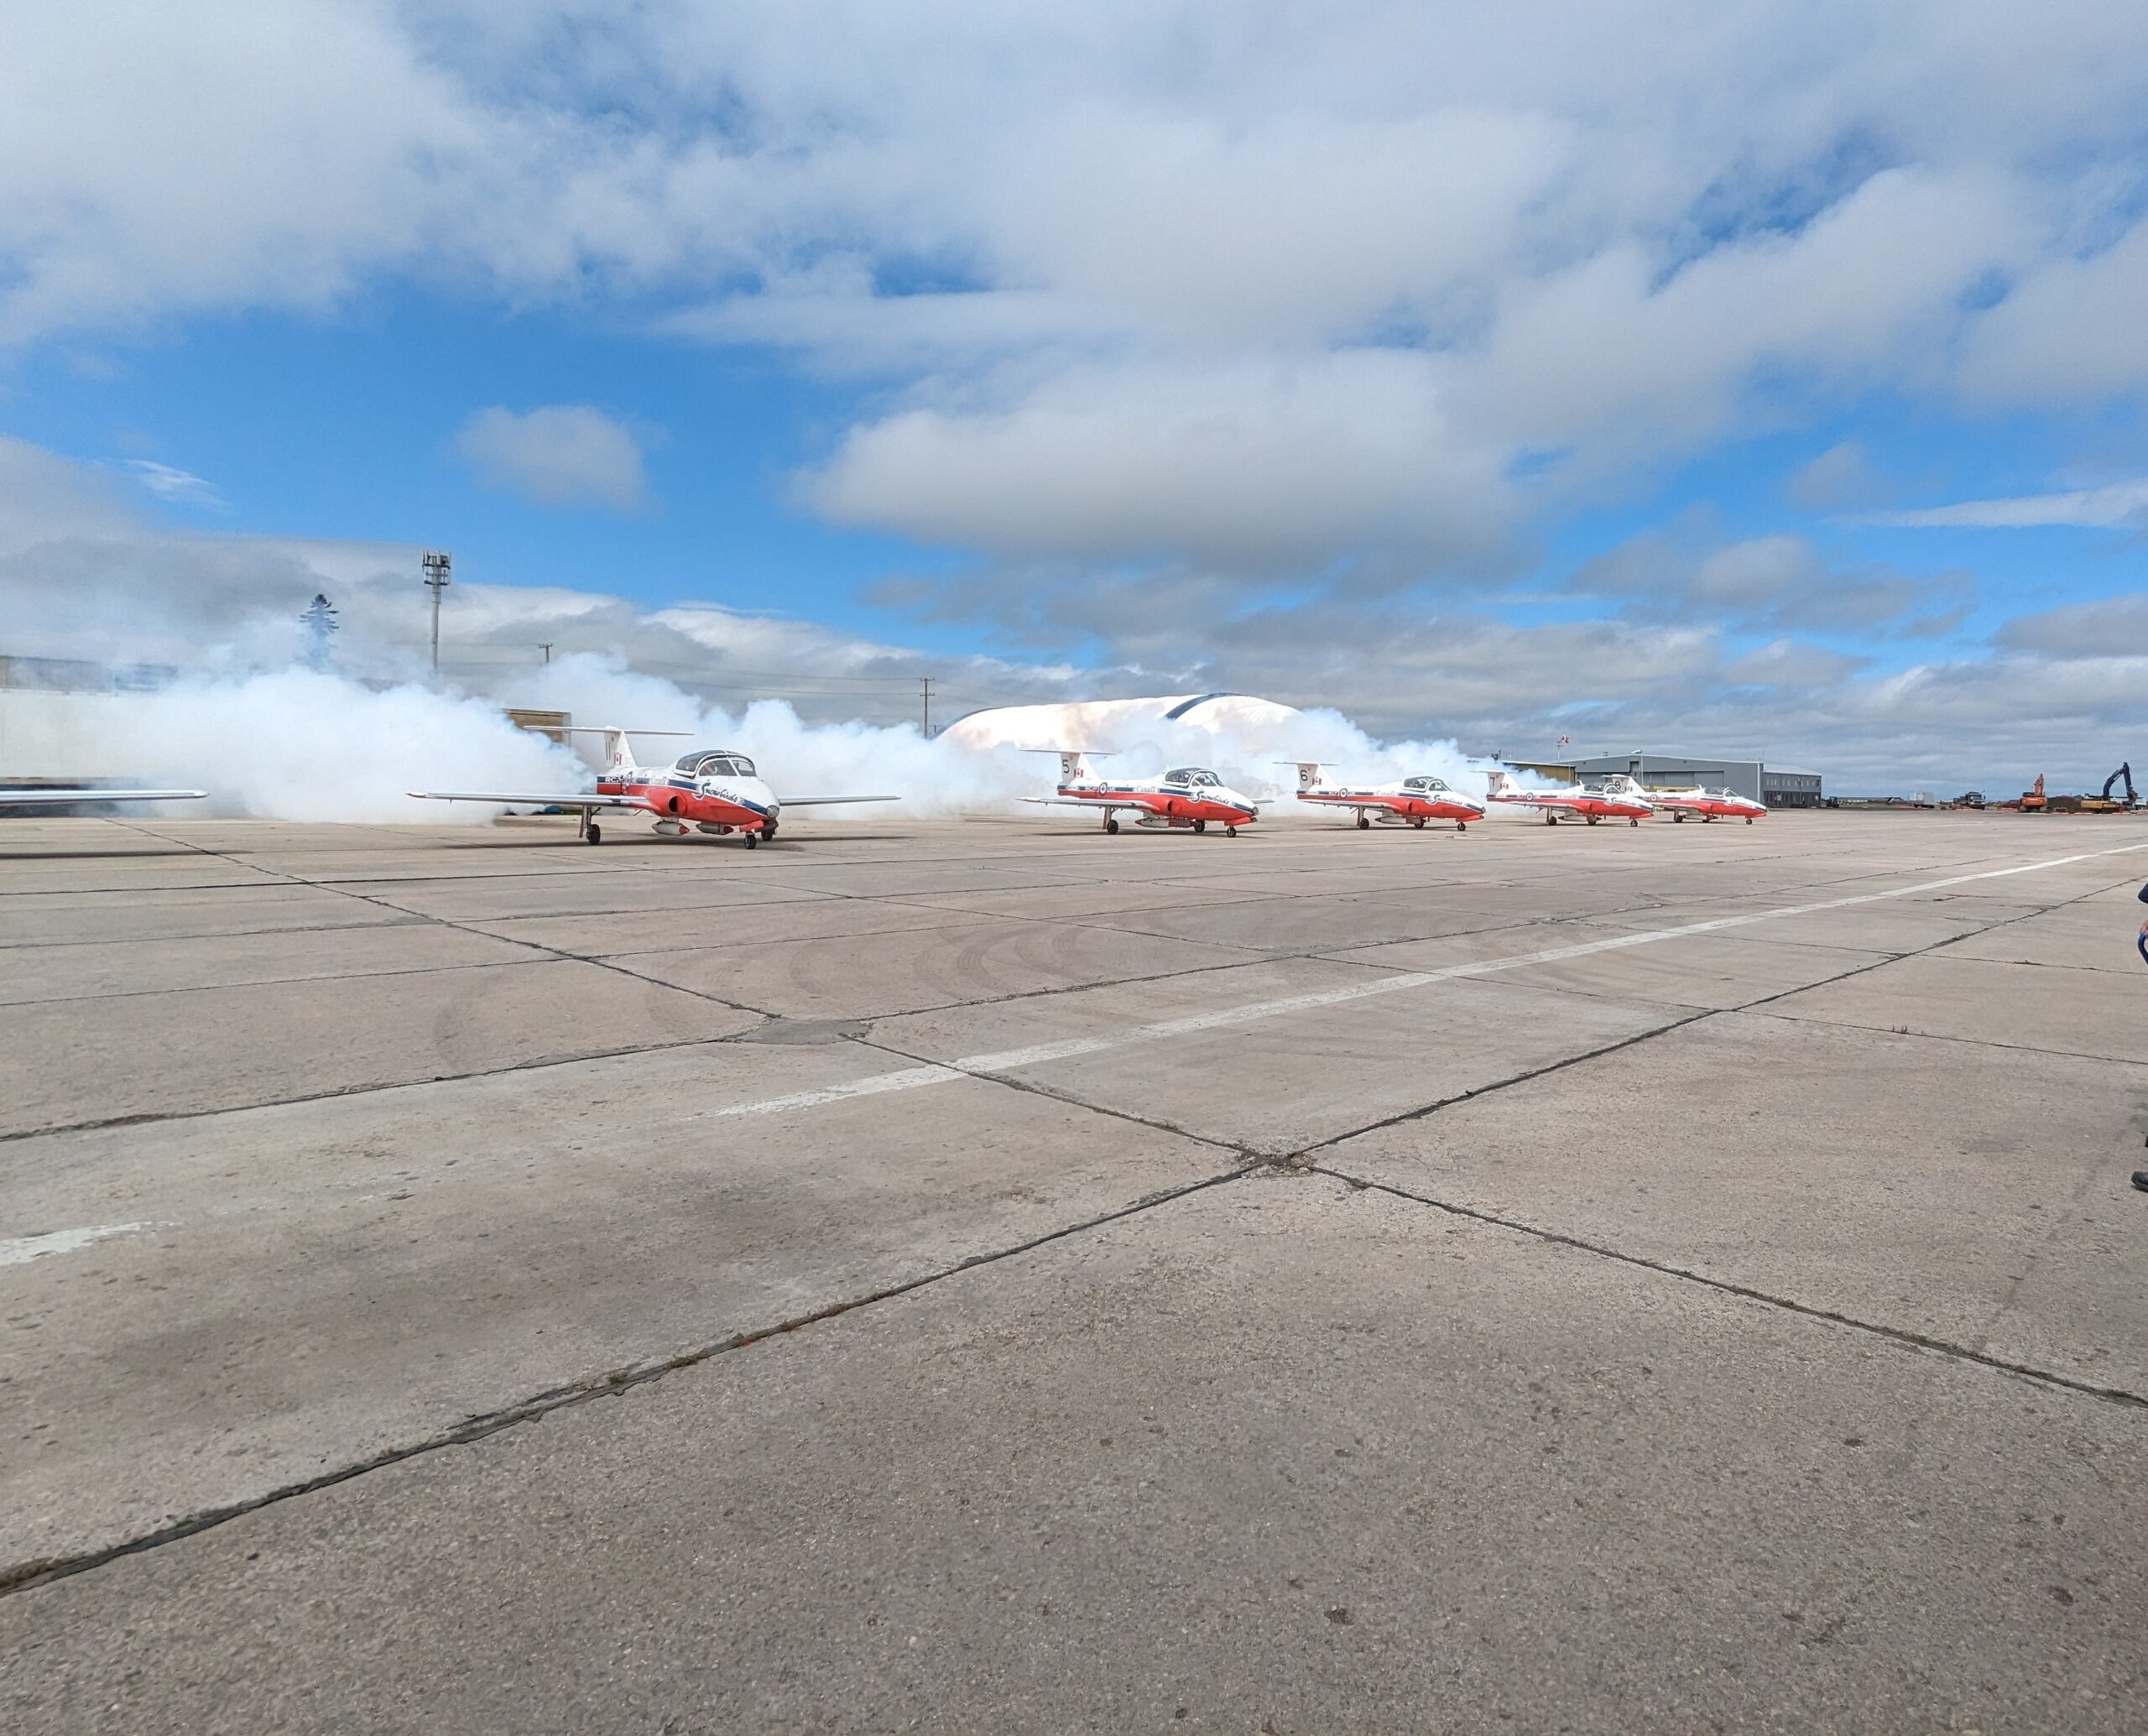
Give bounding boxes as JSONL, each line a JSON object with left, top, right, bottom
{"left": 5, "top": 2, "right": 2148, "bottom": 788}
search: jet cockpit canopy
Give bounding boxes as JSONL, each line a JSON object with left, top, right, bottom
{"left": 677, "top": 749, "right": 758, "bottom": 779}
{"left": 1165, "top": 768, "right": 1222, "bottom": 786}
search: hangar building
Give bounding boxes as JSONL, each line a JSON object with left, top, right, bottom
{"left": 1529, "top": 752, "right": 1824, "bottom": 809}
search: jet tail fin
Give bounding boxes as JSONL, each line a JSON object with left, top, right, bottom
{"left": 562, "top": 725, "right": 692, "bottom": 773}
{"left": 1485, "top": 768, "right": 1517, "bottom": 796}
{"left": 1275, "top": 760, "right": 1327, "bottom": 790}
{"left": 1022, "top": 747, "right": 1115, "bottom": 785}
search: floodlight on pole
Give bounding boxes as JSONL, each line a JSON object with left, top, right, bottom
{"left": 422, "top": 550, "right": 451, "bottom": 672}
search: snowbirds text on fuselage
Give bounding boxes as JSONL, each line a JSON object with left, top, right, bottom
{"left": 1649, "top": 785, "right": 1766, "bottom": 824}
{"left": 1280, "top": 761, "right": 1484, "bottom": 831}
{"left": 411, "top": 727, "right": 895, "bottom": 847}
{"left": 1023, "top": 749, "right": 1259, "bottom": 836}
{"left": 1485, "top": 769, "right": 1654, "bottom": 826}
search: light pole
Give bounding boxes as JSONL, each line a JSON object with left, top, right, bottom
{"left": 920, "top": 675, "right": 934, "bottom": 736}
{"left": 422, "top": 550, "right": 451, "bottom": 673}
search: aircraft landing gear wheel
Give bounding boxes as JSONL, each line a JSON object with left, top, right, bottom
{"left": 1193, "top": 819, "right": 1207, "bottom": 834}
{"left": 1672, "top": 812, "right": 1685, "bottom": 821}
{"left": 1226, "top": 825, "right": 1238, "bottom": 837}
{"left": 1746, "top": 816, "right": 1754, "bottom": 825}
{"left": 1105, "top": 817, "right": 1119, "bottom": 834}
{"left": 1411, "top": 817, "right": 1426, "bottom": 830}
{"left": 763, "top": 821, "right": 778, "bottom": 840}
{"left": 1629, "top": 817, "right": 1640, "bottom": 827}
{"left": 585, "top": 821, "right": 602, "bottom": 845}
{"left": 1456, "top": 821, "right": 1468, "bottom": 832}
{"left": 1545, "top": 813, "right": 1557, "bottom": 826}
{"left": 1586, "top": 816, "right": 1599, "bottom": 826}
{"left": 1358, "top": 812, "right": 1370, "bottom": 829}
{"left": 743, "top": 832, "right": 759, "bottom": 849}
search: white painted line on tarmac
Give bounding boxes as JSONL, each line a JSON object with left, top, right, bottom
{"left": 0, "top": 1222, "right": 150, "bottom": 1267}
{"left": 711, "top": 840, "right": 2148, "bottom": 1118}
{"left": 711, "top": 1061, "right": 964, "bottom": 1118}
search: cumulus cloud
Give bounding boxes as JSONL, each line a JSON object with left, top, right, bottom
{"left": 456, "top": 405, "right": 651, "bottom": 511}
{"left": 1565, "top": 529, "right": 1972, "bottom": 636}
{"left": 806, "top": 351, "right": 1513, "bottom": 577}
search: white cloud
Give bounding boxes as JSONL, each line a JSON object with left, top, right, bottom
{"left": 1565, "top": 529, "right": 1972, "bottom": 635}
{"left": 456, "top": 405, "right": 650, "bottom": 511}
{"left": 1863, "top": 479, "right": 2148, "bottom": 529}
{"left": 806, "top": 350, "right": 1514, "bottom": 576}
{"left": 123, "top": 460, "right": 222, "bottom": 508}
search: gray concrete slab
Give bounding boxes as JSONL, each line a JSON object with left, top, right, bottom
{"left": 613, "top": 916, "right": 1266, "bottom": 1019}
{"left": 469, "top": 891, "right": 999, "bottom": 957}
{"left": 1323, "top": 1010, "right": 2148, "bottom": 1393}
{"left": 1768, "top": 949, "right": 2148, "bottom": 1063}
{"left": 3, "top": 1181, "right": 2142, "bottom": 1734}
{"left": 0, "top": 1045, "right": 1228, "bottom": 1571}
{"left": 1330, "top": 925, "right": 1892, "bottom": 1011}
{"left": 3, "top": 813, "right": 2147, "bottom": 1729}
{"left": 0, "top": 883, "right": 422, "bottom": 947}
{"left": 325, "top": 865, "right": 842, "bottom": 920}
{"left": 0, "top": 921, "right": 538, "bottom": 1005}
{"left": 876, "top": 963, "right": 1685, "bottom": 1154}
{"left": 0, "top": 959, "right": 754, "bottom": 1136}
{"left": 1066, "top": 889, "right": 1546, "bottom": 955}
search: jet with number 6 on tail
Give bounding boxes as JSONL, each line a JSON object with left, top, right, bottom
{"left": 412, "top": 726, "right": 894, "bottom": 848}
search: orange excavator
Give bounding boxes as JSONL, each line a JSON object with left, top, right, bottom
{"left": 2005, "top": 765, "right": 2139, "bottom": 813}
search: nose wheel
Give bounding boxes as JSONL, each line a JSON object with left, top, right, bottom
{"left": 743, "top": 832, "right": 759, "bottom": 849}
{"left": 1225, "top": 824, "right": 1238, "bottom": 837}
{"left": 1629, "top": 817, "right": 1639, "bottom": 827}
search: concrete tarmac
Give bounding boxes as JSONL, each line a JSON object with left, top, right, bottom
{"left": 3, "top": 808, "right": 2147, "bottom": 1731}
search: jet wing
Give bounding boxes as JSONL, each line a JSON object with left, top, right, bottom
{"left": 407, "top": 790, "right": 649, "bottom": 807}
{"left": 2, "top": 788, "right": 207, "bottom": 805}
{"left": 774, "top": 795, "right": 899, "bottom": 808}
{"left": 1022, "top": 796, "right": 1134, "bottom": 809}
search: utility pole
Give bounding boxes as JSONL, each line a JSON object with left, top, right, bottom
{"left": 539, "top": 643, "right": 553, "bottom": 665}
{"left": 422, "top": 550, "right": 452, "bottom": 673}
{"left": 920, "top": 675, "right": 935, "bottom": 737}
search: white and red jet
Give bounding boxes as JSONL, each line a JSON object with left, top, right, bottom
{"left": 1650, "top": 785, "right": 1766, "bottom": 825}
{"left": 1485, "top": 769, "right": 1654, "bottom": 827}
{"left": 1281, "top": 761, "right": 1484, "bottom": 831}
{"left": 413, "top": 727, "right": 894, "bottom": 847}
{"left": 1023, "top": 749, "right": 1260, "bottom": 836}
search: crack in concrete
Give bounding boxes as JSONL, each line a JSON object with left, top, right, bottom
{"left": 0, "top": 1166, "right": 1246, "bottom": 1601}
{"left": 8, "top": 829, "right": 2140, "bottom": 1603}
{"left": 1321, "top": 1165, "right": 2148, "bottom": 1417}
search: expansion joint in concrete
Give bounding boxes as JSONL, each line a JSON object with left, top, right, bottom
{"left": 1321, "top": 1166, "right": 2148, "bottom": 1418}
{"left": 0, "top": 1166, "right": 1249, "bottom": 1602}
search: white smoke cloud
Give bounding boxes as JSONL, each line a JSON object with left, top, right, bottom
{"left": 1, "top": 670, "right": 582, "bottom": 822}
{"left": 3, "top": 650, "right": 1536, "bottom": 827}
